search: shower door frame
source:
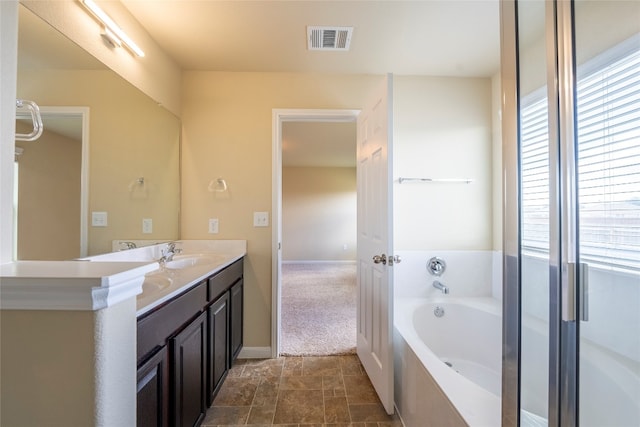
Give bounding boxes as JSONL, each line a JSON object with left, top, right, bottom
{"left": 501, "top": 0, "right": 581, "bottom": 425}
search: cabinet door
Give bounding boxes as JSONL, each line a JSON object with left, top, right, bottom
{"left": 171, "top": 311, "right": 207, "bottom": 427}
{"left": 137, "top": 345, "right": 169, "bottom": 427}
{"left": 208, "top": 292, "right": 229, "bottom": 405}
{"left": 229, "top": 279, "right": 243, "bottom": 361}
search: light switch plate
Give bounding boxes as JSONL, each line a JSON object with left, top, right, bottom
{"left": 208, "top": 218, "right": 219, "bottom": 234}
{"left": 142, "top": 218, "right": 153, "bottom": 234}
{"left": 91, "top": 211, "right": 108, "bottom": 227}
{"left": 253, "top": 211, "right": 269, "bottom": 227}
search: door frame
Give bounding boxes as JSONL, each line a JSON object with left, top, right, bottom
{"left": 271, "top": 108, "right": 360, "bottom": 358}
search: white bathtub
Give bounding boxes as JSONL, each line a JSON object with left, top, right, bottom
{"left": 394, "top": 297, "right": 502, "bottom": 427}
{"left": 394, "top": 297, "right": 640, "bottom": 427}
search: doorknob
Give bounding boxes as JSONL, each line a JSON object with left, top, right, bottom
{"left": 372, "top": 254, "right": 387, "bottom": 265}
{"left": 389, "top": 255, "right": 401, "bottom": 266}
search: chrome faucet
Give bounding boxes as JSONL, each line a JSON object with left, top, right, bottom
{"left": 120, "top": 241, "right": 137, "bottom": 250}
{"left": 432, "top": 280, "right": 449, "bottom": 294}
{"left": 159, "top": 241, "right": 182, "bottom": 264}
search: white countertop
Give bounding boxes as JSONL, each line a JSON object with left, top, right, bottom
{"left": 135, "top": 250, "right": 245, "bottom": 316}
{"left": 0, "top": 240, "right": 246, "bottom": 312}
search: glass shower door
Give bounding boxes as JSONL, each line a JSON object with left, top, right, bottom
{"left": 517, "top": 2, "right": 550, "bottom": 425}
{"left": 573, "top": 2, "right": 640, "bottom": 426}
{"left": 501, "top": 1, "right": 639, "bottom": 426}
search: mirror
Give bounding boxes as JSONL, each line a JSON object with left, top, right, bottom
{"left": 16, "top": 5, "right": 180, "bottom": 259}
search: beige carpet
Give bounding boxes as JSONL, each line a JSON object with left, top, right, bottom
{"left": 281, "top": 263, "right": 357, "bottom": 356}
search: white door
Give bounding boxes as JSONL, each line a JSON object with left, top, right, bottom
{"left": 356, "top": 74, "right": 394, "bottom": 414}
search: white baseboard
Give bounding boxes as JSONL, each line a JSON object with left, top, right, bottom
{"left": 282, "top": 260, "right": 356, "bottom": 265}
{"left": 238, "top": 347, "right": 272, "bottom": 359}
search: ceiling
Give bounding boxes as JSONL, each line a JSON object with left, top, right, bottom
{"left": 119, "top": 1, "right": 500, "bottom": 167}
{"left": 121, "top": 0, "right": 501, "bottom": 77}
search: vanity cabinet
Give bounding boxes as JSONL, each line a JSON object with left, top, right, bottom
{"left": 136, "top": 345, "right": 169, "bottom": 427}
{"left": 207, "top": 292, "right": 229, "bottom": 405}
{"left": 136, "top": 258, "right": 244, "bottom": 427}
{"left": 171, "top": 311, "right": 207, "bottom": 427}
{"left": 230, "top": 279, "right": 243, "bottom": 360}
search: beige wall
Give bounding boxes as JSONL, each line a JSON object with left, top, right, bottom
{"left": 282, "top": 166, "right": 357, "bottom": 261}
{"left": 18, "top": 69, "right": 180, "bottom": 256}
{"left": 1, "top": 309, "right": 96, "bottom": 425}
{"left": 0, "top": 298, "right": 137, "bottom": 426}
{"left": 181, "top": 72, "right": 496, "bottom": 348}
{"left": 15, "top": 123, "right": 81, "bottom": 260}
{"left": 181, "top": 71, "right": 382, "bottom": 347}
{"left": 393, "top": 76, "right": 493, "bottom": 250}
{"left": 492, "top": 72, "right": 503, "bottom": 251}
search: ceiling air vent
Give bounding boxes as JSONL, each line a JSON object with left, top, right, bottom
{"left": 307, "top": 26, "right": 353, "bottom": 51}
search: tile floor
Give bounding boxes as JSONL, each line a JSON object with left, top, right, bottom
{"left": 202, "top": 356, "right": 403, "bottom": 427}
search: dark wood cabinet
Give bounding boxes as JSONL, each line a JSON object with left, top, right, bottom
{"left": 229, "top": 279, "right": 243, "bottom": 362}
{"left": 136, "top": 257, "right": 243, "bottom": 427}
{"left": 207, "top": 292, "right": 229, "bottom": 405}
{"left": 137, "top": 345, "right": 169, "bottom": 427}
{"left": 171, "top": 311, "right": 207, "bottom": 427}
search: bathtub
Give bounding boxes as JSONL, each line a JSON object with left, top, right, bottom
{"left": 394, "top": 297, "right": 502, "bottom": 427}
{"left": 394, "top": 297, "right": 640, "bottom": 427}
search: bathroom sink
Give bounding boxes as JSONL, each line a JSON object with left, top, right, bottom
{"left": 164, "top": 253, "right": 224, "bottom": 269}
{"left": 141, "top": 274, "right": 172, "bottom": 293}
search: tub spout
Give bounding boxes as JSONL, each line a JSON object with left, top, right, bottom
{"left": 432, "top": 280, "right": 449, "bottom": 294}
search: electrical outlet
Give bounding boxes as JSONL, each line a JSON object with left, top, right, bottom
{"left": 253, "top": 211, "right": 269, "bottom": 227}
{"left": 91, "top": 211, "right": 108, "bottom": 227}
{"left": 208, "top": 218, "right": 219, "bottom": 234}
{"left": 142, "top": 218, "right": 153, "bottom": 234}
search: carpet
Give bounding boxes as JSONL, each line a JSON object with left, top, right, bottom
{"left": 280, "top": 262, "right": 357, "bottom": 356}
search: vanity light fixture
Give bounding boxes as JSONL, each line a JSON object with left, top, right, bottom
{"left": 82, "top": 0, "right": 145, "bottom": 57}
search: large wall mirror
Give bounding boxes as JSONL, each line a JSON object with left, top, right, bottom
{"left": 15, "top": 5, "right": 180, "bottom": 260}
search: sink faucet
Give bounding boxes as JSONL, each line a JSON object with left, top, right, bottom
{"left": 432, "top": 280, "right": 449, "bottom": 294}
{"left": 159, "top": 241, "right": 182, "bottom": 264}
{"left": 120, "top": 241, "right": 137, "bottom": 250}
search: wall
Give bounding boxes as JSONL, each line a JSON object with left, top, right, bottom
{"left": 491, "top": 72, "right": 503, "bottom": 251}
{"left": 0, "top": 298, "right": 137, "bottom": 426}
{"left": 15, "top": 123, "right": 81, "bottom": 259}
{"left": 282, "top": 166, "right": 357, "bottom": 261}
{"left": 18, "top": 69, "right": 180, "bottom": 256}
{"left": 393, "top": 76, "right": 493, "bottom": 250}
{"left": 181, "top": 72, "right": 496, "bottom": 349}
{"left": 181, "top": 71, "right": 382, "bottom": 348}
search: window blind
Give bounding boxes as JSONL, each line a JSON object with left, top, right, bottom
{"left": 520, "top": 36, "right": 640, "bottom": 272}
{"left": 576, "top": 46, "right": 640, "bottom": 271}
{"left": 521, "top": 95, "right": 550, "bottom": 254}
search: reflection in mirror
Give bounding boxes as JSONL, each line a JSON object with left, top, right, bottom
{"left": 16, "top": 5, "right": 180, "bottom": 259}
{"left": 15, "top": 107, "right": 87, "bottom": 260}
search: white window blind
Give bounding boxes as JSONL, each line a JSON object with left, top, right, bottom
{"left": 521, "top": 94, "right": 550, "bottom": 254}
{"left": 576, "top": 42, "right": 640, "bottom": 271}
{"left": 520, "top": 36, "right": 640, "bottom": 272}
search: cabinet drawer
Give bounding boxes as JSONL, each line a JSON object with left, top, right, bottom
{"left": 137, "top": 281, "right": 207, "bottom": 363}
{"left": 208, "top": 259, "right": 243, "bottom": 301}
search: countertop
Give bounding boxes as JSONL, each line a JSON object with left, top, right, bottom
{"left": 0, "top": 240, "right": 246, "bottom": 312}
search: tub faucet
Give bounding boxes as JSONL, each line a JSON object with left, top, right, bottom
{"left": 432, "top": 280, "right": 449, "bottom": 294}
